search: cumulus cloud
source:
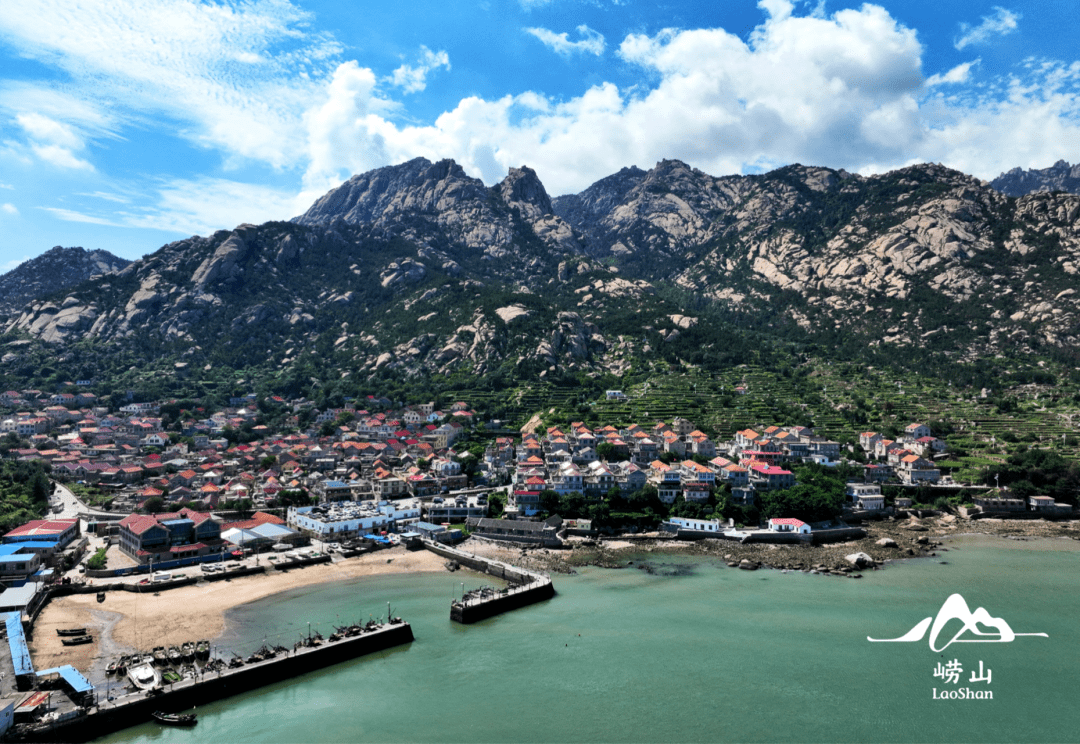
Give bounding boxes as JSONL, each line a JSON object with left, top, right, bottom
{"left": 390, "top": 47, "right": 451, "bottom": 94}
{"left": 292, "top": 2, "right": 1080, "bottom": 195}
{"left": 15, "top": 112, "right": 94, "bottom": 170}
{"left": 1, "top": 203, "right": 17, "bottom": 215}
{"left": 955, "top": 7, "right": 1021, "bottom": 51}
{"left": 926, "top": 61, "right": 979, "bottom": 87}
{"left": 525, "top": 25, "right": 606, "bottom": 57}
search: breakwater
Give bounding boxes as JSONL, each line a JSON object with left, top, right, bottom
{"left": 11, "top": 620, "right": 414, "bottom": 742}
{"left": 421, "top": 541, "right": 555, "bottom": 623}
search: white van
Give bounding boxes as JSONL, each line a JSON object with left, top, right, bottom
{"left": 151, "top": 572, "right": 172, "bottom": 583}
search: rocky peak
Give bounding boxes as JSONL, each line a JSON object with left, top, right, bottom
{"left": 990, "top": 160, "right": 1080, "bottom": 197}
{"left": 294, "top": 157, "right": 488, "bottom": 226}
{"left": 496, "top": 166, "right": 553, "bottom": 221}
{"left": 0, "top": 246, "right": 130, "bottom": 315}
{"left": 551, "top": 165, "right": 647, "bottom": 229}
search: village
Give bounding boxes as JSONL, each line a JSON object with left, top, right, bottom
{"left": 0, "top": 380, "right": 1072, "bottom": 596}
{"left": 0, "top": 385, "right": 1078, "bottom": 738}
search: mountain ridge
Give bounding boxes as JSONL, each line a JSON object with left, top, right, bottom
{"left": 2, "top": 158, "right": 1079, "bottom": 397}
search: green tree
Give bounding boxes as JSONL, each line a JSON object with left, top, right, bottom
{"left": 596, "top": 442, "right": 616, "bottom": 461}
{"left": 539, "top": 489, "right": 561, "bottom": 515}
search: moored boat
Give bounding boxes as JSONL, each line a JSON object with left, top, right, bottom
{"left": 56, "top": 627, "right": 86, "bottom": 636}
{"left": 96, "top": 592, "right": 105, "bottom": 603}
{"left": 195, "top": 640, "right": 210, "bottom": 660}
{"left": 153, "top": 647, "right": 168, "bottom": 666}
{"left": 61, "top": 635, "right": 93, "bottom": 646}
{"left": 153, "top": 711, "right": 197, "bottom": 726}
{"left": 167, "top": 646, "right": 183, "bottom": 665}
{"left": 128, "top": 662, "right": 161, "bottom": 691}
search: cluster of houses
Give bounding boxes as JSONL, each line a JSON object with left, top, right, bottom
{"left": 858, "top": 424, "right": 946, "bottom": 484}
{"left": 505, "top": 419, "right": 849, "bottom": 516}
{"left": 0, "top": 390, "right": 496, "bottom": 514}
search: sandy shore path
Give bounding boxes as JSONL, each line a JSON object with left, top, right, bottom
{"left": 29, "top": 547, "right": 447, "bottom": 674}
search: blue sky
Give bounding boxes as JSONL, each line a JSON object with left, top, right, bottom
{"left": 0, "top": 0, "right": 1077, "bottom": 269}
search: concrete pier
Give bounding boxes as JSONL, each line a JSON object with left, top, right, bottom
{"left": 10, "top": 621, "right": 414, "bottom": 742}
{"left": 422, "top": 541, "right": 555, "bottom": 624}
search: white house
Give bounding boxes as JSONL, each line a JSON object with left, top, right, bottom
{"left": 767, "top": 518, "right": 811, "bottom": 534}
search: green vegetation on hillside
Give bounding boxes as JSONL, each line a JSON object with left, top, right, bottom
{"left": 0, "top": 460, "right": 51, "bottom": 532}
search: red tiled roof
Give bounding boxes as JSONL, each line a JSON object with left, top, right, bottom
{"left": 770, "top": 518, "right": 806, "bottom": 527}
{"left": 4, "top": 519, "right": 78, "bottom": 538}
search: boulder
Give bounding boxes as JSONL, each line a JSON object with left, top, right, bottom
{"left": 875, "top": 537, "right": 898, "bottom": 548}
{"left": 845, "top": 552, "right": 875, "bottom": 568}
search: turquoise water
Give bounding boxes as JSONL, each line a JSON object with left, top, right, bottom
{"left": 100, "top": 536, "right": 1080, "bottom": 743}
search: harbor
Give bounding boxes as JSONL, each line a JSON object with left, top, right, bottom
{"left": 6, "top": 616, "right": 414, "bottom": 742}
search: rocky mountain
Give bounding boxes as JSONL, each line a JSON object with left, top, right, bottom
{"left": 2, "top": 158, "right": 1080, "bottom": 397}
{"left": 991, "top": 160, "right": 1080, "bottom": 197}
{"left": 0, "top": 246, "right": 131, "bottom": 316}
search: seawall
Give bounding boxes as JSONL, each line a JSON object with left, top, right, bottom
{"left": 421, "top": 541, "right": 555, "bottom": 623}
{"left": 13, "top": 621, "right": 414, "bottom": 742}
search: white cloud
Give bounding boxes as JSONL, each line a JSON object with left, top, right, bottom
{"left": 1, "top": 255, "right": 30, "bottom": 273}
{"left": 955, "top": 7, "right": 1020, "bottom": 51}
{"left": 121, "top": 178, "right": 305, "bottom": 235}
{"left": 926, "top": 61, "right": 979, "bottom": 87}
{"left": 525, "top": 25, "right": 606, "bottom": 57}
{"left": 15, "top": 112, "right": 94, "bottom": 170}
{"left": 42, "top": 178, "right": 301, "bottom": 236}
{"left": 0, "top": 0, "right": 342, "bottom": 170}
{"left": 519, "top": 0, "right": 554, "bottom": 9}
{"left": 77, "top": 191, "right": 131, "bottom": 204}
{"left": 41, "top": 207, "right": 123, "bottom": 226}
{"left": 294, "top": 2, "right": 1080, "bottom": 194}
{"left": 389, "top": 47, "right": 451, "bottom": 94}
{"left": 1, "top": 203, "right": 17, "bottom": 215}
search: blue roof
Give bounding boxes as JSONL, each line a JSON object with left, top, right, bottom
{"left": 161, "top": 518, "right": 194, "bottom": 527}
{"left": 6, "top": 612, "right": 33, "bottom": 677}
{"left": 324, "top": 480, "right": 348, "bottom": 488}
{"left": 37, "top": 665, "right": 93, "bottom": 694}
{"left": 0, "top": 539, "right": 53, "bottom": 550}
{"left": 415, "top": 522, "right": 446, "bottom": 532}
{"left": 0, "top": 555, "right": 37, "bottom": 564}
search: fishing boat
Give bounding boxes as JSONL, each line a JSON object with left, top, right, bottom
{"left": 127, "top": 663, "right": 161, "bottom": 691}
{"left": 181, "top": 642, "right": 195, "bottom": 662}
{"left": 61, "top": 635, "right": 93, "bottom": 646}
{"left": 96, "top": 592, "right": 105, "bottom": 603}
{"left": 56, "top": 627, "right": 87, "bottom": 636}
{"left": 153, "top": 711, "right": 197, "bottom": 726}
{"left": 152, "top": 647, "right": 168, "bottom": 666}
{"left": 167, "top": 646, "right": 183, "bottom": 665}
{"left": 195, "top": 640, "right": 210, "bottom": 661}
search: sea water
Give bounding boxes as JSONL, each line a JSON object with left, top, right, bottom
{"left": 99, "top": 536, "right": 1080, "bottom": 743}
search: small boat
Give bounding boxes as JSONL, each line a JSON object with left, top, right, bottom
{"left": 153, "top": 647, "right": 168, "bottom": 666}
{"left": 181, "top": 642, "right": 195, "bottom": 662}
{"left": 153, "top": 711, "right": 197, "bottom": 726}
{"left": 56, "top": 627, "right": 87, "bottom": 636}
{"left": 61, "top": 635, "right": 93, "bottom": 646}
{"left": 128, "top": 663, "right": 161, "bottom": 691}
{"left": 96, "top": 592, "right": 105, "bottom": 603}
{"left": 195, "top": 640, "right": 210, "bottom": 660}
{"left": 167, "top": 647, "right": 183, "bottom": 665}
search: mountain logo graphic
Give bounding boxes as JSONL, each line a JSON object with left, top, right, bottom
{"left": 868, "top": 593, "right": 1048, "bottom": 652}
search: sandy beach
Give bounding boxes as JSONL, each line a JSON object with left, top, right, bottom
{"left": 29, "top": 546, "right": 449, "bottom": 676}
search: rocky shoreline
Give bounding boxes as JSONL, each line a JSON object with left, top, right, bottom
{"left": 461, "top": 515, "right": 1080, "bottom": 578}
